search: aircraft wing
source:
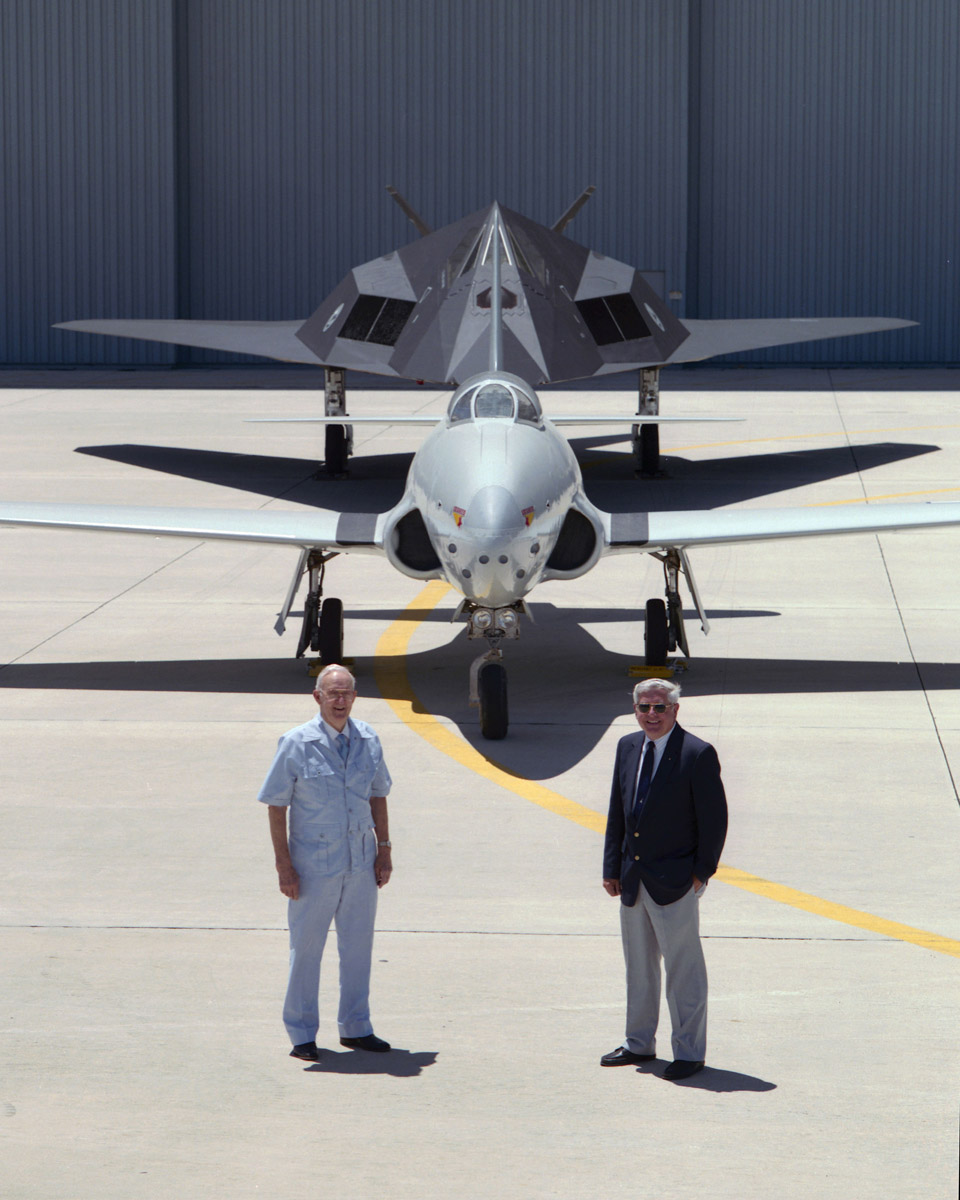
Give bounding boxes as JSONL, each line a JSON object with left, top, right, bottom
{"left": 602, "top": 500, "right": 960, "bottom": 552}
{"left": 55, "top": 320, "right": 325, "bottom": 365}
{"left": 247, "top": 415, "right": 742, "bottom": 426}
{"left": 0, "top": 502, "right": 386, "bottom": 552}
{"left": 663, "top": 317, "right": 916, "bottom": 364}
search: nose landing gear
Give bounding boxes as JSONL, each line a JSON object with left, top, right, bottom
{"left": 459, "top": 601, "right": 525, "bottom": 739}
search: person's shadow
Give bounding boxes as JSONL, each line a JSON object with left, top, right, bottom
{"left": 304, "top": 1047, "right": 438, "bottom": 1077}
{"left": 637, "top": 1060, "right": 776, "bottom": 1093}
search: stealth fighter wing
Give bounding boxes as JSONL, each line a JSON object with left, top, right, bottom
{"left": 57, "top": 198, "right": 914, "bottom": 384}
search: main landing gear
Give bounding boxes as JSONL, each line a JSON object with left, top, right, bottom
{"left": 642, "top": 548, "right": 709, "bottom": 668}
{"left": 294, "top": 550, "right": 345, "bottom": 664}
{"left": 322, "top": 367, "right": 353, "bottom": 478}
{"left": 458, "top": 601, "right": 526, "bottom": 739}
{"left": 632, "top": 366, "right": 662, "bottom": 478}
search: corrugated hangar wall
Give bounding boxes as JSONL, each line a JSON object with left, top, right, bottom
{"left": 2, "top": 0, "right": 957, "bottom": 367}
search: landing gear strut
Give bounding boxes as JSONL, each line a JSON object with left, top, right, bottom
{"left": 322, "top": 367, "right": 353, "bottom": 478}
{"left": 644, "top": 549, "right": 693, "bottom": 667}
{"left": 632, "top": 367, "right": 662, "bottom": 478}
{"left": 459, "top": 601, "right": 526, "bottom": 739}
{"left": 294, "top": 550, "right": 345, "bottom": 663}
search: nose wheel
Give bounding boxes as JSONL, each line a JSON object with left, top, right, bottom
{"left": 477, "top": 660, "right": 509, "bottom": 740}
{"left": 460, "top": 602, "right": 526, "bottom": 739}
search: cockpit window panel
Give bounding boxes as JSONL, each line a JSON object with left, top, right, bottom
{"left": 446, "top": 378, "right": 544, "bottom": 425}
{"left": 474, "top": 384, "right": 514, "bottom": 418}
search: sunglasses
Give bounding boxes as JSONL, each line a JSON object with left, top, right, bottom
{"left": 635, "top": 703, "right": 673, "bottom": 713}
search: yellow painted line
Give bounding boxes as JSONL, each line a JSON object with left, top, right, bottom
{"left": 374, "top": 583, "right": 960, "bottom": 959}
{"left": 813, "top": 486, "right": 960, "bottom": 506}
{"left": 372, "top": 582, "right": 606, "bottom": 834}
{"left": 716, "top": 867, "right": 960, "bottom": 956}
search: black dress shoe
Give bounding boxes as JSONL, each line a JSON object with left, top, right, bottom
{"left": 663, "top": 1058, "right": 704, "bottom": 1080}
{"left": 290, "top": 1042, "right": 320, "bottom": 1062}
{"left": 339, "top": 1033, "right": 391, "bottom": 1053}
{"left": 600, "top": 1045, "right": 657, "bottom": 1066}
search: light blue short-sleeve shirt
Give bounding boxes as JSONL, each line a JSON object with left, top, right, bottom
{"left": 258, "top": 715, "right": 392, "bottom": 877}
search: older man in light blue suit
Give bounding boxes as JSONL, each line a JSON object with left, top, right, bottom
{"left": 259, "top": 664, "right": 393, "bottom": 1061}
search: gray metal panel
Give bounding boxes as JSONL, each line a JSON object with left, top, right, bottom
{"left": 1, "top": 0, "right": 177, "bottom": 365}
{"left": 694, "top": 0, "right": 960, "bottom": 363}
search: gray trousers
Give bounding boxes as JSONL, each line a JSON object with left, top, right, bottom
{"left": 283, "top": 867, "right": 378, "bottom": 1045}
{"left": 619, "top": 882, "right": 708, "bottom": 1061}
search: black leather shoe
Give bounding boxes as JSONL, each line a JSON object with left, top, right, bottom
{"left": 663, "top": 1058, "right": 704, "bottom": 1080}
{"left": 340, "top": 1033, "right": 391, "bottom": 1053}
{"left": 290, "top": 1042, "right": 319, "bottom": 1062}
{"left": 600, "top": 1046, "right": 656, "bottom": 1066}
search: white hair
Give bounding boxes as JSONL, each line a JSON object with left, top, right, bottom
{"left": 632, "top": 677, "right": 681, "bottom": 706}
{"left": 313, "top": 663, "right": 356, "bottom": 693}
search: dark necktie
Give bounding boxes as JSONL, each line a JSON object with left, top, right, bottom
{"left": 634, "top": 739, "right": 655, "bottom": 817}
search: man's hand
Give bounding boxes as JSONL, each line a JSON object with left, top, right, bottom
{"left": 603, "top": 877, "right": 622, "bottom": 897}
{"left": 375, "top": 847, "right": 392, "bottom": 888}
{"left": 277, "top": 862, "right": 300, "bottom": 900}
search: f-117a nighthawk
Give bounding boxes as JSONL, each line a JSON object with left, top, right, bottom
{"left": 2, "top": 188, "right": 957, "bottom": 738}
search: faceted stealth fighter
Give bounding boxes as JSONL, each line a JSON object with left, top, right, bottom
{"left": 3, "top": 189, "right": 960, "bottom": 738}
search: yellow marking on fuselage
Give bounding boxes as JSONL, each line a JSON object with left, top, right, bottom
{"left": 373, "top": 582, "right": 960, "bottom": 959}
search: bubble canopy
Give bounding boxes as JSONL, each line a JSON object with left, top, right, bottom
{"left": 447, "top": 374, "right": 543, "bottom": 425}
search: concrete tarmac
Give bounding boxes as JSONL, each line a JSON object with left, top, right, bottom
{"left": 1, "top": 366, "right": 958, "bottom": 1199}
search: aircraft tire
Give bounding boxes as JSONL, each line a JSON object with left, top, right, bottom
{"left": 638, "top": 424, "right": 660, "bottom": 476}
{"left": 644, "top": 597, "right": 669, "bottom": 666}
{"left": 318, "top": 597, "right": 344, "bottom": 664}
{"left": 325, "top": 424, "right": 348, "bottom": 476}
{"left": 478, "top": 661, "right": 509, "bottom": 740}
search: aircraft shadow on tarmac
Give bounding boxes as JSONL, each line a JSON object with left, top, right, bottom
{"left": 572, "top": 435, "right": 941, "bottom": 511}
{"left": 304, "top": 1048, "right": 438, "bottom": 1077}
{"left": 23, "top": 432, "right": 949, "bottom": 773}
{"left": 74, "top": 436, "right": 940, "bottom": 515}
{"left": 4, "top": 619, "right": 959, "bottom": 777}
{"left": 635, "top": 1062, "right": 776, "bottom": 1093}
{"left": 75, "top": 443, "right": 412, "bottom": 511}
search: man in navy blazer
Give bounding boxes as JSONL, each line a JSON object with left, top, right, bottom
{"left": 601, "top": 678, "right": 727, "bottom": 1081}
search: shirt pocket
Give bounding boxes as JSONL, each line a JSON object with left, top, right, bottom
{"left": 313, "top": 824, "right": 347, "bottom": 873}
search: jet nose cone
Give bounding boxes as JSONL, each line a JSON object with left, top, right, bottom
{"left": 462, "top": 485, "right": 525, "bottom": 536}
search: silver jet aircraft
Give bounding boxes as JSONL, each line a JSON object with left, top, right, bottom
{"left": 3, "top": 191, "right": 960, "bottom": 738}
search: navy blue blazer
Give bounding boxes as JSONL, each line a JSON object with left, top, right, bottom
{"left": 603, "top": 723, "right": 727, "bottom": 907}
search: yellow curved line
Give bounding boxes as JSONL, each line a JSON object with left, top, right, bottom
{"left": 374, "top": 582, "right": 960, "bottom": 959}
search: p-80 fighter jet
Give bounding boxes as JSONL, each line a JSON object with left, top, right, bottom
{"left": 3, "top": 191, "right": 959, "bottom": 738}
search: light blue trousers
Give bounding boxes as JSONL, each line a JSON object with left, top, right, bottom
{"left": 620, "top": 882, "right": 708, "bottom": 1061}
{"left": 283, "top": 867, "right": 378, "bottom": 1045}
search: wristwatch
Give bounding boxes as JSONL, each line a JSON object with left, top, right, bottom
{"left": 378, "top": 840, "right": 392, "bottom": 848}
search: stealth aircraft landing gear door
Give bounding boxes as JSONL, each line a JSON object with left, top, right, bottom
{"left": 323, "top": 368, "right": 353, "bottom": 477}
{"left": 633, "top": 367, "right": 661, "bottom": 477}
